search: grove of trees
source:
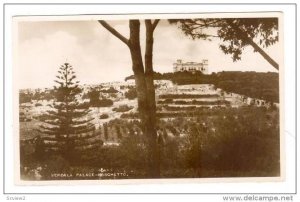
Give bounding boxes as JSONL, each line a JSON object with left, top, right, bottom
{"left": 99, "top": 17, "right": 279, "bottom": 178}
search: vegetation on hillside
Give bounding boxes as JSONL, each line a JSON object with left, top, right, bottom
{"left": 20, "top": 106, "right": 279, "bottom": 179}
{"left": 126, "top": 71, "right": 279, "bottom": 103}
{"left": 88, "top": 89, "right": 114, "bottom": 107}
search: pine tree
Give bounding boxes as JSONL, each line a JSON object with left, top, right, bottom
{"left": 38, "top": 63, "right": 101, "bottom": 164}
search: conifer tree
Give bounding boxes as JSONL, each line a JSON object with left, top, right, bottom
{"left": 38, "top": 63, "right": 101, "bottom": 164}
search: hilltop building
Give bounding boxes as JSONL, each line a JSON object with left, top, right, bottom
{"left": 173, "top": 59, "right": 208, "bottom": 74}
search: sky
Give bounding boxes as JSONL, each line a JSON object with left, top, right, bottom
{"left": 17, "top": 19, "right": 280, "bottom": 89}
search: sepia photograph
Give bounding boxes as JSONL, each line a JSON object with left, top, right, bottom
{"left": 14, "top": 13, "right": 283, "bottom": 182}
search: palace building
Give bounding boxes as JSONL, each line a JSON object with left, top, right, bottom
{"left": 173, "top": 59, "right": 208, "bottom": 74}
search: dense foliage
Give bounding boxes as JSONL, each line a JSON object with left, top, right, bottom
{"left": 88, "top": 90, "right": 114, "bottom": 107}
{"left": 125, "top": 87, "right": 137, "bottom": 100}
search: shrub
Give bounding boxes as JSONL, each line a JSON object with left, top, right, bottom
{"left": 112, "top": 105, "right": 133, "bottom": 112}
{"left": 125, "top": 88, "right": 137, "bottom": 100}
{"left": 90, "top": 98, "right": 114, "bottom": 107}
{"left": 19, "top": 92, "right": 32, "bottom": 103}
{"left": 110, "top": 93, "right": 117, "bottom": 98}
{"left": 35, "top": 103, "right": 42, "bottom": 107}
{"left": 76, "top": 102, "right": 90, "bottom": 109}
{"left": 100, "top": 87, "right": 119, "bottom": 93}
{"left": 100, "top": 114, "right": 109, "bottom": 119}
{"left": 88, "top": 90, "right": 100, "bottom": 105}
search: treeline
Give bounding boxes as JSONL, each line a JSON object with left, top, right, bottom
{"left": 159, "top": 94, "right": 219, "bottom": 99}
{"left": 19, "top": 90, "right": 56, "bottom": 103}
{"left": 125, "top": 71, "right": 214, "bottom": 83}
{"left": 213, "top": 71, "right": 279, "bottom": 103}
{"left": 125, "top": 71, "right": 279, "bottom": 103}
{"left": 158, "top": 99, "right": 230, "bottom": 105}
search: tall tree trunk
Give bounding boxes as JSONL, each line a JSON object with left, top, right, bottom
{"left": 145, "top": 20, "right": 160, "bottom": 177}
{"left": 129, "top": 20, "right": 160, "bottom": 178}
{"left": 99, "top": 19, "right": 161, "bottom": 178}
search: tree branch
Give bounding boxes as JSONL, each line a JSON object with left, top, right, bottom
{"left": 227, "top": 21, "right": 279, "bottom": 70}
{"left": 152, "top": 19, "right": 160, "bottom": 30}
{"left": 98, "top": 20, "right": 129, "bottom": 47}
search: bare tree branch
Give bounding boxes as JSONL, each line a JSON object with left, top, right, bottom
{"left": 98, "top": 20, "right": 129, "bottom": 47}
{"left": 152, "top": 19, "right": 160, "bottom": 30}
{"left": 145, "top": 19, "right": 160, "bottom": 32}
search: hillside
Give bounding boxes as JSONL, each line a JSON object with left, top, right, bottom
{"left": 125, "top": 71, "right": 279, "bottom": 103}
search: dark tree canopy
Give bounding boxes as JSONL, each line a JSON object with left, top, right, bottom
{"left": 169, "top": 18, "right": 279, "bottom": 70}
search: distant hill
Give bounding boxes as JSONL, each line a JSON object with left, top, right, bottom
{"left": 125, "top": 71, "right": 279, "bottom": 103}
